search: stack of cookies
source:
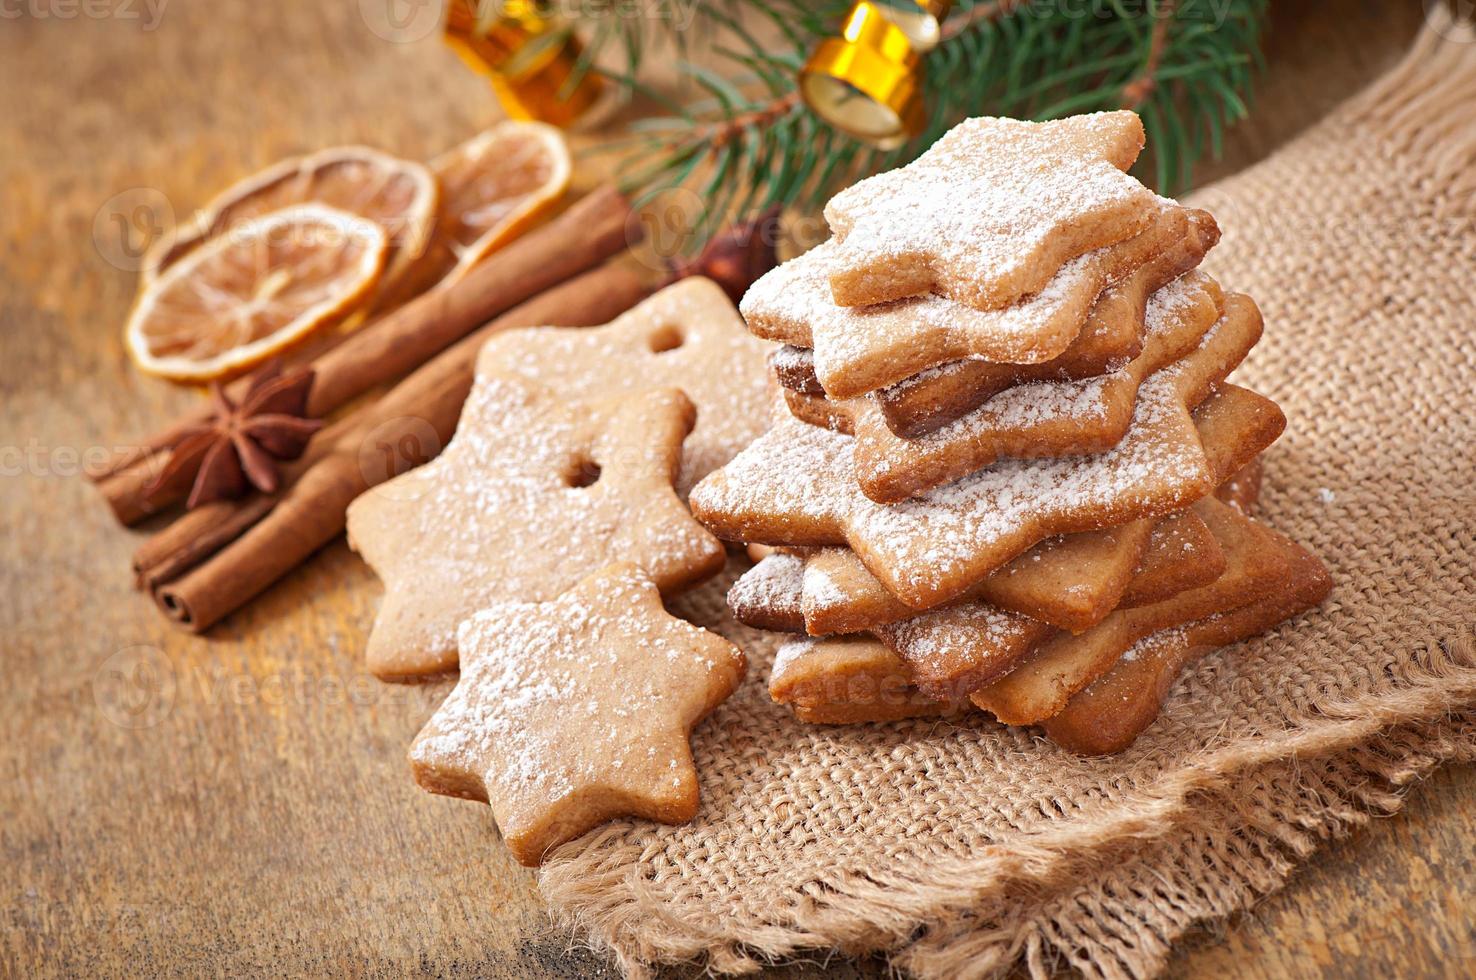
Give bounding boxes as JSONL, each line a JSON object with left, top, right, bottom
{"left": 689, "top": 111, "right": 1330, "bottom": 754}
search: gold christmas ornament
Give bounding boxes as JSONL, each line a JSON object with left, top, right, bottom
{"left": 799, "top": 1, "right": 951, "bottom": 149}
{"left": 881, "top": 0, "right": 952, "bottom": 51}
{"left": 443, "top": 0, "right": 604, "bottom": 128}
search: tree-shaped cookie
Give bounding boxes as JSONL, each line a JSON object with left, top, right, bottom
{"left": 346, "top": 376, "right": 725, "bottom": 680}
{"left": 409, "top": 563, "right": 746, "bottom": 867}
{"left": 823, "top": 111, "right": 1157, "bottom": 311}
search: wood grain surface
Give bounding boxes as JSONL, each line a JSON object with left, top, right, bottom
{"left": 3, "top": 2, "right": 1468, "bottom": 978}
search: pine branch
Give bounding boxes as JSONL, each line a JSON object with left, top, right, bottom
{"left": 580, "top": 0, "right": 1268, "bottom": 255}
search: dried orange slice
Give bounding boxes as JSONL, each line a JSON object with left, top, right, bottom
{"left": 126, "top": 205, "right": 387, "bottom": 382}
{"left": 143, "top": 146, "right": 436, "bottom": 296}
{"left": 430, "top": 121, "right": 571, "bottom": 284}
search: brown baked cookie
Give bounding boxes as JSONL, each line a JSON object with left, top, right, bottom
{"left": 1043, "top": 542, "right": 1331, "bottom": 754}
{"left": 793, "top": 275, "right": 1244, "bottom": 504}
{"left": 766, "top": 210, "right": 1220, "bottom": 437}
{"left": 762, "top": 506, "right": 1227, "bottom": 714}
{"left": 768, "top": 345, "right": 827, "bottom": 397}
{"left": 690, "top": 327, "right": 1285, "bottom": 609}
{"left": 871, "top": 209, "right": 1221, "bottom": 436}
{"left": 768, "top": 635, "right": 965, "bottom": 725}
{"left": 408, "top": 563, "right": 746, "bottom": 866}
{"left": 1217, "top": 455, "right": 1264, "bottom": 515}
{"left": 1120, "top": 501, "right": 1228, "bottom": 608}
{"left": 795, "top": 499, "right": 1226, "bottom": 639}
{"left": 475, "top": 276, "right": 770, "bottom": 494}
{"left": 823, "top": 111, "right": 1158, "bottom": 311}
{"left": 727, "top": 551, "right": 806, "bottom": 633}
{"left": 742, "top": 204, "right": 1185, "bottom": 398}
{"left": 869, "top": 501, "right": 1225, "bottom": 701}
{"left": 970, "top": 500, "right": 1295, "bottom": 726}
{"left": 347, "top": 376, "right": 726, "bottom": 680}
{"left": 762, "top": 520, "right": 1149, "bottom": 636}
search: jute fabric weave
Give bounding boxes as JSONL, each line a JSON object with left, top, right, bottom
{"left": 539, "top": 13, "right": 1476, "bottom": 977}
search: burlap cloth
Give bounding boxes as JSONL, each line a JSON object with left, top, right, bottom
{"left": 539, "top": 14, "right": 1476, "bottom": 977}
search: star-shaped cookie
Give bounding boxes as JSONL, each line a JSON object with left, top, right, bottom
{"left": 810, "top": 273, "right": 1235, "bottom": 503}
{"left": 971, "top": 501, "right": 1297, "bottom": 725}
{"left": 476, "top": 276, "right": 771, "bottom": 495}
{"left": 346, "top": 376, "right": 726, "bottom": 679}
{"left": 743, "top": 201, "right": 1185, "bottom": 394}
{"left": 409, "top": 563, "right": 746, "bottom": 866}
{"left": 823, "top": 111, "right": 1158, "bottom": 310}
{"left": 691, "top": 331, "right": 1285, "bottom": 610}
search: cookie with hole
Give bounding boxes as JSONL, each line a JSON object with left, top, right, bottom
{"left": 347, "top": 376, "right": 726, "bottom": 680}
{"left": 475, "top": 276, "right": 771, "bottom": 495}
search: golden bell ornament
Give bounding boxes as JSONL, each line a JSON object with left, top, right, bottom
{"left": 443, "top": 0, "right": 604, "bottom": 128}
{"left": 799, "top": 1, "right": 952, "bottom": 149}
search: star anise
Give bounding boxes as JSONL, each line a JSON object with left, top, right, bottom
{"left": 146, "top": 363, "right": 325, "bottom": 509}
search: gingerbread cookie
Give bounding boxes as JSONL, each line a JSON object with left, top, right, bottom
{"left": 347, "top": 377, "right": 726, "bottom": 679}
{"left": 740, "top": 519, "right": 1146, "bottom": 636}
{"left": 743, "top": 204, "right": 1186, "bottom": 397}
{"left": 690, "top": 317, "right": 1283, "bottom": 609}
{"left": 768, "top": 635, "right": 962, "bottom": 725}
{"left": 794, "top": 499, "right": 1226, "bottom": 638}
{"left": 769, "top": 345, "right": 827, "bottom": 397}
{"left": 1121, "top": 501, "right": 1228, "bottom": 608}
{"left": 872, "top": 500, "right": 1229, "bottom": 700}
{"left": 823, "top": 111, "right": 1157, "bottom": 311}
{"left": 970, "top": 499, "right": 1294, "bottom": 726}
{"left": 727, "top": 551, "right": 806, "bottom": 633}
{"left": 408, "top": 563, "right": 746, "bottom": 865}
{"left": 476, "top": 276, "right": 770, "bottom": 494}
{"left": 874, "top": 606, "right": 1050, "bottom": 702}
{"left": 1043, "top": 541, "right": 1330, "bottom": 754}
{"left": 1216, "top": 455, "right": 1264, "bottom": 515}
{"left": 796, "top": 274, "right": 1238, "bottom": 503}
{"left": 867, "top": 209, "right": 1221, "bottom": 436}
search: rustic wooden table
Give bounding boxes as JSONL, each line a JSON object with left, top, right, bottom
{"left": 4, "top": 2, "right": 1468, "bottom": 977}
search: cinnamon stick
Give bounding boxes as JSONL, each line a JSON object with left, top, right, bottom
{"left": 149, "top": 258, "right": 652, "bottom": 632}
{"left": 94, "top": 185, "right": 635, "bottom": 525}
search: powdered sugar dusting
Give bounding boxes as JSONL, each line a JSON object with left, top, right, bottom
{"left": 850, "top": 271, "right": 1224, "bottom": 492}
{"left": 409, "top": 565, "right": 744, "bottom": 856}
{"left": 800, "top": 561, "right": 846, "bottom": 608}
{"left": 692, "top": 358, "right": 1216, "bottom": 603}
{"left": 728, "top": 553, "right": 804, "bottom": 621}
{"left": 822, "top": 113, "right": 1157, "bottom": 310}
{"left": 742, "top": 238, "right": 1103, "bottom": 381}
{"left": 478, "top": 277, "right": 770, "bottom": 495}
{"left": 347, "top": 375, "right": 723, "bottom": 671}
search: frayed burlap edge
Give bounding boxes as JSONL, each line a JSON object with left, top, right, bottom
{"left": 540, "top": 11, "right": 1476, "bottom": 978}
{"left": 896, "top": 711, "right": 1476, "bottom": 980}
{"left": 545, "top": 636, "right": 1476, "bottom": 978}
